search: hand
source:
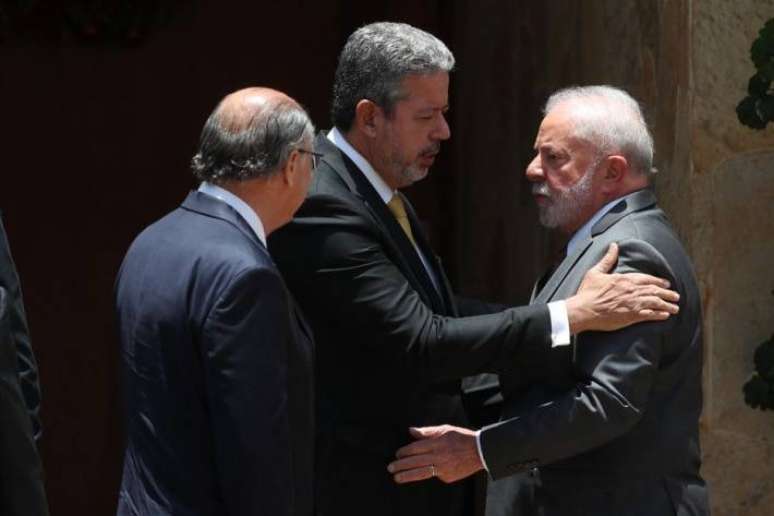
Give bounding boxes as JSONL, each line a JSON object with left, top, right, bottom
{"left": 387, "top": 425, "right": 483, "bottom": 484}
{"left": 566, "top": 243, "right": 680, "bottom": 334}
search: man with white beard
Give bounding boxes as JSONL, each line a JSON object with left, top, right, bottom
{"left": 531, "top": 153, "right": 596, "bottom": 230}
{"left": 388, "top": 85, "right": 709, "bottom": 516}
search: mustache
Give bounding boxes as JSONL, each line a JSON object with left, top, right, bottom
{"left": 419, "top": 143, "right": 441, "bottom": 157}
{"left": 531, "top": 182, "right": 550, "bottom": 196}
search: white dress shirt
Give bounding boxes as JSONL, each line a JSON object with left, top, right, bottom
{"left": 198, "top": 182, "right": 267, "bottom": 247}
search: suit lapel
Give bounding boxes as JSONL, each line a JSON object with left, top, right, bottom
{"left": 400, "top": 192, "right": 451, "bottom": 311}
{"left": 534, "top": 238, "right": 593, "bottom": 303}
{"left": 315, "top": 133, "right": 447, "bottom": 313}
{"left": 591, "top": 188, "right": 657, "bottom": 237}
{"left": 433, "top": 256, "right": 458, "bottom": 316}
{"left": 529, "top": 282, "right": 540, "bottom": 304}
{"left": 530, "top": 266, "right": 554, "bottom": 303}
{"left": 532, "top": 188, "right": 658, "bottom": 304}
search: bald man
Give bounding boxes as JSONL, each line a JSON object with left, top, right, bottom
{"left": 115, "top": 88, "right": 316, "bottom": 516}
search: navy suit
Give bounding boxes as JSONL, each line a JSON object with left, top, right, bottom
{"left": 116, "top": 191, "right": 314, "bottom": 516}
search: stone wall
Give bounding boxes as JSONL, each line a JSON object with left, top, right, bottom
{"left": 692, "top": 1, "right": 774, "bottom": 514}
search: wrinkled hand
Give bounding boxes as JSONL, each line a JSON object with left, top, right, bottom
{"left": 566, "top": 243, "right": 680, "bottom": 334}
{"left": 387, "top": 425, "right": 482, "bottom": 485}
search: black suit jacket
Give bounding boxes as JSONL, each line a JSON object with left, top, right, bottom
{"left": 269, "top": 132, "right": 563, "bottom": 516}
{"left": 0, "top": 215, "right": 43, "bottom": 440}
{"left": 482, "top": 190, "right": 708, "bottom": 516}
{"left": 0, "top": 216, "right": 48, "bottom": 516}
{"left": 116, "top": 191, "right": 314, "bottom": 516}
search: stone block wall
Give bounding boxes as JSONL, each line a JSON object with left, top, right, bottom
{"left": 692, "top": 2, "right": 774, "bottom": 514}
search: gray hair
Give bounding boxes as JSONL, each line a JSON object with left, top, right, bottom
{"left": 544, "top": 85, "right": 655, "bottom": 176}
{"left": 331, "top": 21, "right": 455, "bottom": 131}
{"left": 191, "top": 100, "right": 314, "bottom": 183}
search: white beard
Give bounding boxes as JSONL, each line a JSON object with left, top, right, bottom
{"left": 532, "top": 164, "right": 596, "bottom": 229}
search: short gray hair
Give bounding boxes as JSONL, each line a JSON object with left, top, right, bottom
{"left": 544, "top": 85, "right": 655, "bottom": 176}
{"left": 331, "top": 22, "right": 455, "bottom": 131}
{"left": 191, "top": 100, "right": 314, "bottom": 184}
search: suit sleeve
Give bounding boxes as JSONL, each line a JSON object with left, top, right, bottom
{"left": 454, "top": 295, "right": 509, "bottom": 317}
{"left": 200, "top": 267, "right": 295, "bottom": 516}
{"left": 479, "top": 238, "right": 679, "bottom": 479}
{"left": 271, "top": 194, "right": 557, "bottom": 384}
{"left": 0, "top": 288, "right": 49, "bottom": 516}
{"left": 0, "top": 216, "right": 42, "bottom": 441}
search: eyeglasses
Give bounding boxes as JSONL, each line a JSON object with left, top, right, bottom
{"left": 297, "top": 149, "right": 324, "bottom": 170}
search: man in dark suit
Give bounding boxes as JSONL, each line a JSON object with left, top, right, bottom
{"left": 269, "top": 24, "right": 681, "bottom": 516}
{"left": 116, "top": 87, "right": 315, "bottom": 516}
{"left": 0, "top": 216, "right": 49, "bottom": 516}
{"left": 389, "top": 86, "right": 708, "bottom": 515}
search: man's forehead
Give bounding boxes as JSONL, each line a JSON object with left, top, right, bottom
{"left": 535, "top": 113, "right": 593, "bottom": 151}
{"left": 397, "top": 73, "right": 449, "bottom": 102}
{"left": 535, "top": 112, "right": 570, "bottom": 144}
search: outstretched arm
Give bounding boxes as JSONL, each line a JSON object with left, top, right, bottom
{"left": 388, "top": 240, "right": 683, "bottom": 484}
{"left": 272, "top": 197, "right": 678, "bottom": 384}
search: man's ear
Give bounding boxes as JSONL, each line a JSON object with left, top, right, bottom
{"left": 281, "top": 149, "right": 302, "bottom": 187}
{"left": 601, "top": 155, "right": 628, "bottom": 190}
{"left": 354, "top": 99, "right": 380, "bottom": 137}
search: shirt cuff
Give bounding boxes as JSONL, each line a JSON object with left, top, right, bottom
{"left": 475, "top": 429, "right": 490, "bottom": 473}
{"left": 547, "top": 300, "right": 571, "bottom": 347}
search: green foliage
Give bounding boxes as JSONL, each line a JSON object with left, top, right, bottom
{"left": 743, "top": 333, "right": 774, "bottom": 410}
{"left": 737, "top": 18, "right": 774, "bottom": 130}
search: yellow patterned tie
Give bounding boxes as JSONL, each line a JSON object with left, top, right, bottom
{"left": 387, "top": 194, "right": 416, "bottom": 245}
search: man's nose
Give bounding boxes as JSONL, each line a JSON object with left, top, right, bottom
{"left": 525, "top": 156, "right": 543, "bottom": 182}
{"left": 433, "top": 113, "right": 451, "bottom": 141}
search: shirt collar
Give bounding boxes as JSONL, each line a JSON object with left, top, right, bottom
{"left": 197, "top": 182, "right": 267, "bottom": 246}
{"left": 566, "top": 197, "right": 624, "bottom": 257}
{"left": 328, "top": 127, "right": 395, "bottom": 204}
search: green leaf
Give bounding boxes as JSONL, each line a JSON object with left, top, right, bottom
{"left": 761, "top": 18, "right": 774, "bottom": 39}
{"left": 743, "top": 374, "right": 773, "bottom": 410}
{"left": 748, "top": 72, "right": 772, "bottom": 95}
{"left": 754, "top": 334, "right": 774, "bottom": 377}
{"left": 759, "top": 61, "right": 774, "bottom": 82}
{"left": 751, "top": 28, "right": 774, "bottom": 68}
{"left": 760, "top": 96, "right": 774, "bottom": 123}
{"left": 737, "top": 96, "right": 767, "bottom": 129}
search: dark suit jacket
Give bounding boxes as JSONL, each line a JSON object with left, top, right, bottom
{"left": 0, "top": 215, "right": 43, "bottom": 440}
{"left": 482, "top": 190, "right": 708, "bottom": 516}
{"left": 0, "top": 216, "right": 49, "bottom": 516}
{"left": 269, "top": 132, "right": 564, "bottom": 516}
{"left": 116, "top": 191, "right": 314, "bottom": 516}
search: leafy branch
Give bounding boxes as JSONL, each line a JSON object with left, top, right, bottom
{"left": 743, "top": 332, "right": 774, "bottom": 410}
{"left": 737, "top": 18, "right": 774, "bottom": 130}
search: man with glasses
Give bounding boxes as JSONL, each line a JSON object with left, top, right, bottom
{"left": 116, "top": 87, "right": 315, "bottom": 516}
{"left": 298, "top": 149, "right": 323, "bottom": 170}
{"left": 269, "top": 23, "right": 680, "bottom": 516}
